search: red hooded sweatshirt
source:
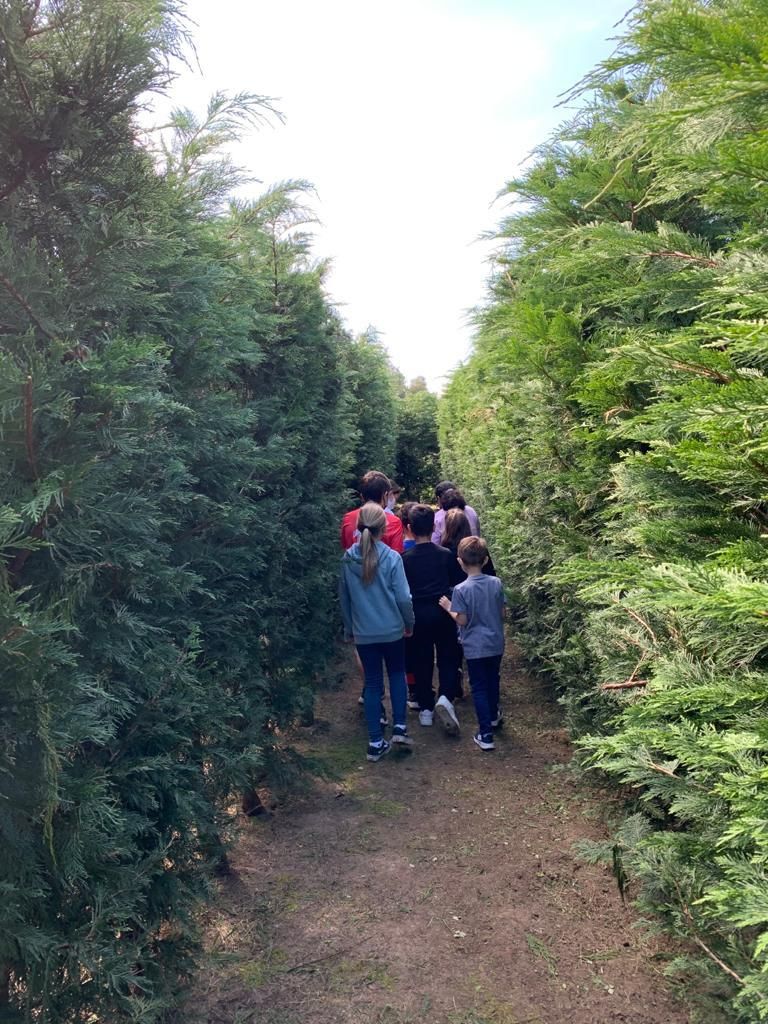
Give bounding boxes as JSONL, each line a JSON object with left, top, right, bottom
{"left": 340, "top": 508, "right": 404, "bottom": 554}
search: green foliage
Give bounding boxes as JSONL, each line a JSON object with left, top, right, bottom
{"left": 0, "top": 2, "right": 371, "bottom": 1020}
{"left": 394, "top": 378, "right": 440, "bottom": 501}
{"left": 440, "top": 0, "right": 768, "bottom": 1017}
{"left": 342, "top": 328, "right": 399, "bottom": 485}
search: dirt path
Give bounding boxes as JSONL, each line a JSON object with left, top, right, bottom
{"left": 178, "top": 651, "right": 690, "bottom": 1024}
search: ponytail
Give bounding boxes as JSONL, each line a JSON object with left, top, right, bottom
{"left": 356, "top": 501, "right": 387, "bottom": 585}
{"left": 359, "top": 525, "right": 378, "bottom": 585}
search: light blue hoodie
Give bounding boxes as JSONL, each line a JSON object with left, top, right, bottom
{"left": 339, "top": 540, "right": 415, "bottom": 644}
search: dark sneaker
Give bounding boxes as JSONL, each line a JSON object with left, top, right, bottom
{"left": 367, "top": 739, "right": 391, "bottom": 762}
{"left": 473, "top": 732, "right": 495, "bottom": 751}
{"left": 391, "top": 724, "right": 414, "bottom": 746}
{"left": 491, "top": 710, "right": 504, "bottom": 729}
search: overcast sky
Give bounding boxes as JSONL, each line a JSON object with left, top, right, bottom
{"left": 163, "top": 0, "right": 631, "bottom": 390}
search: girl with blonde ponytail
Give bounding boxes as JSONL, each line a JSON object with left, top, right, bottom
{"left": 340, "top": 502, "right": 416, "bottom": 761}
{"left": 358, "top": 502, "right": 386, "bottom": 584}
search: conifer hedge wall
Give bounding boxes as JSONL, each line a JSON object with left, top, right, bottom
{"left": 0, "top": 2, "right": 394, "bottom": 1019}
{"left": 440, "top": 0, "right": 768, "bottom": 1017}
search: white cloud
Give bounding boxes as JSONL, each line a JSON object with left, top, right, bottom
{"left": 159, "top": 0, "right": 626, "bottom": 389}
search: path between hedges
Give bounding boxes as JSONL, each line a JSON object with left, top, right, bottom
{"left": 177, "top": 650, "right": 690, "bottom": 1024}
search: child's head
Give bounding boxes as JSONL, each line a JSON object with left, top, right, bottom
{"left": 386, "top": 481, "right": 402, "bottom": 511}
{"left": 457, "top": 535, "right": 489, "bottom": 570}
{"left": 435, "top": 480, "right": 456, "bottom": 500}
{"left": 442, "top": 508, "right": 471, "bottom": 547}
{"left": 409, "top": 503, "right": 435, "bottom": 539}
{"left": 357, "top": 502, "right": 386, "bottom": 583}
{"left": 440, "top": 488, "right": 466, "bottom": 511}
{"left": 359, "top": 471, "right": 391, "bottom": 506}
{"left": 399, "top": 501, "right": 417, "bottom": 536}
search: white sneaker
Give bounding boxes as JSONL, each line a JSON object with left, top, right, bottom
{"left": 407, "top": 698, "right": 420, "bottom": 710}
{"left": 418, "top": 709, "right": 434, "bottom": 727}
{"left": 434, "top": 695, "right": 460, "bottom": 736}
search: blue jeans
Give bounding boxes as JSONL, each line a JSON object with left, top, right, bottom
{"left": 356, "top": 639, "right": 407, "bottom": 743}
{"left": 467, "top": 654, "right": 502, "bottom": 739}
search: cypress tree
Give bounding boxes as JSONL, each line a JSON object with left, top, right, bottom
{"left": 440, "top": 0, "right": 768, "bottom": 1015}
{"left": 394, "top": 378, "right": 440, "bottom": 501}
{"left": 0, "top": 3, "right": 364, "bottom": 1018}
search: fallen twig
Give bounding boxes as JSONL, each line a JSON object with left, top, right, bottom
{"left": 284, "top": 934, "right": 374, "bottom": 974}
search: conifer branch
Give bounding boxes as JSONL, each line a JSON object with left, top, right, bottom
{"left": 0, "top": 164, "right": 37, "bottom": 204}
{"left": 674, "top": 881, "right": 745, "bottom": 986}
{"left": 604, "top": 405, "right": 631, "bottom": 422}
{"left": 621, "top": 606, "right": 658, "bottom": 645}
{"left": 583, "top": 146, "right": 644, "bottom": 210}
{"left": 666, "top": 361, "right": 731, "bottom": 383}
{"left": 24, "top": 375, "right": 38, "bottom": 481}
{"left": 8, "top": 519, "right": 44, "bottom": 581}
{"left": 639, "top": 249, "right": 718, "bottom": 269}
{"left": 602, "top": 679, "right": 649, "bottom": 690}
{"left": 691, "top": 936, "right": 745, "bottom": 985}
{"left": 0, "top": 271, "right": 55, "bottom": 340}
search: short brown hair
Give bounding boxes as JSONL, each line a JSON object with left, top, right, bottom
{"left": 457, "top": 536, "right": 488, "bottom": 567}
{"left": 409, "top": 503, "right": 435, "bottom": 537}
{"left": 359, "top": 471, "right": 391, "bottom": 503}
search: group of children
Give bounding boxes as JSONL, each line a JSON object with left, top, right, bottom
{"left": 338, "top": 471, "right": 506, "bottom": 762}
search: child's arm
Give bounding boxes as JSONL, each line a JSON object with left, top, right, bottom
{"left": 438, "top": 595, "right": 467, "bottom": 626}
{"left": 392, "top": 557, "right": 415, "bottom": 635}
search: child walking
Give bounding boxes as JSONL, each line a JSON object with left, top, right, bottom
{"left": 402, "top": 504, "right": 462, "bottom": 734}
{"left": 340, "top": 502, "right": 416, "bottom": 761}
{"left": 440, "top": 537, "right": 505, "bottom": 751}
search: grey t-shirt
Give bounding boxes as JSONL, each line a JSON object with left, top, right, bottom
{"left": 450, "top": 573, "right": 505, "bottom": 659}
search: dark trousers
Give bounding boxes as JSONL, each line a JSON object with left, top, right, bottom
{"left": 411, "top": 603, "right": 462, "bottom": 711}
{"left": 467, "top": 654, "right": 502, "bottom": 739}
{"left": 356, "top": 639, "right": 407, "bottom": 743}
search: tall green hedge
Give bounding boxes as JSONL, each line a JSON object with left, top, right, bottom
{"left": 0, "top": 2, "right": 393, "bottom": 1019}
{"left": 440, "top": 0, "right": 768, "bottom": 1017}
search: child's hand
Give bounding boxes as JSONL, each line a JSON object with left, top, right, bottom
{"left": 438, "top": 595, "right": 451, "bottom": 612}
{"left": 403, "top": 628, "right": 413, "bottom": 638}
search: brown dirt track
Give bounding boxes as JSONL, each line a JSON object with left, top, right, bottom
{"left": 175, "top": 649, "right": 693, "bottom": 1024}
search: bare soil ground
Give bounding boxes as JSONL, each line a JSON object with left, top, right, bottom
{"left": 176, "top": 650, "right": 691, "bottom": 1024}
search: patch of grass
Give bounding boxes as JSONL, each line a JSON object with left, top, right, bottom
{"left": 448, "top": 1007, "right": 544, "bottom": 1024}
{"left": 315, "top": 736, "right": 367, "bottom": 778}
{"left": 360, "top": 793, "right": 406, "bottom": 817}
{"left": 268, "top": 873, "right": 302, "bottom": 914}
{"left": 345, "top": 823, "right": 383, "bottom": 854}
{"left": 325, "top": 956, "right": 395, "bottom": 993}
{"left": 371, "top": 998, "right": 433, "bottom": 1023}
{"left": 237, "top": 1011, "right": 300, "bottom": 1024}
{"left": 416, "top": 883, "right": 435, "bottom": 904}
{"left": 237, "top": 947, "right": 288, "bottom": 988}
{"left": 525, "top": 932, "right": 558, "bottom": 977}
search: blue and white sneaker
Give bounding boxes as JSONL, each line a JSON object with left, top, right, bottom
{"left": 367, "top": 739, "right": 391, "bottom": 762}
{"left": 391, "top": 724, "right": 414, "bottom": 746}
{"left": 473, "top": 732, "right": 495, "bottom": 751}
